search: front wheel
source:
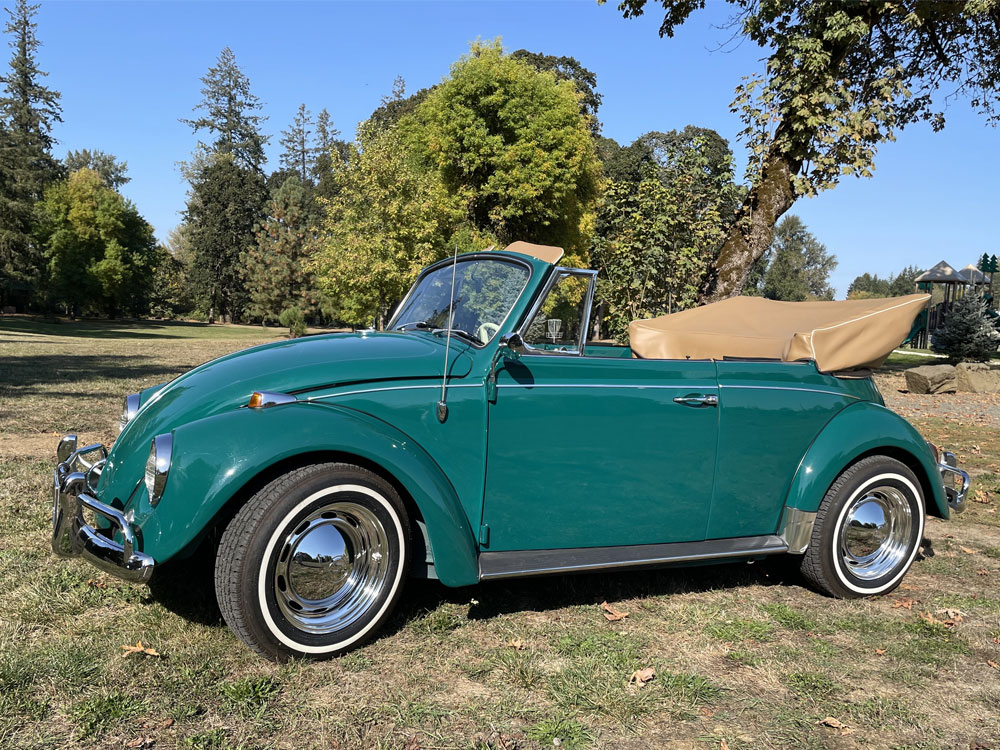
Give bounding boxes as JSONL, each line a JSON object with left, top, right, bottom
{"left": 215, "top": 463, "right": 410, "bottom": 661}
{"left": 800, "top": 455, "right": 925, "bottom": 599}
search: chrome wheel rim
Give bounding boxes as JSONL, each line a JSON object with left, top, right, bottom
{"left": 839, "top": 485, "right": 913, "bottom": 581}
{"left": 273, "top": 500, "right": 391, "bottom": 635}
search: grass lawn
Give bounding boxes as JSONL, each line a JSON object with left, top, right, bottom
{"left": 1, "top": 318, "right": 999, "bottom": 749}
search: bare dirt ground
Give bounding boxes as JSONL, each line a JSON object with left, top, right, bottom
{"left": 1, "top": 323, "right": 998, "bottom": 750}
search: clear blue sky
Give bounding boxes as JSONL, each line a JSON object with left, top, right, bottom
{"left": 33, "top": 0, "right": 1000, "bottom": 297}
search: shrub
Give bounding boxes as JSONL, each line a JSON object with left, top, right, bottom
{"left": 931, "top": 291, "right": 999, "bottom": 362}
{"left": 278, "top": 307, "right": 307, "bottom": 338}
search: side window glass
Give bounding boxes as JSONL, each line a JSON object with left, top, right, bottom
{"left": 523, "top": 271, "right": 591, "bottom": 352}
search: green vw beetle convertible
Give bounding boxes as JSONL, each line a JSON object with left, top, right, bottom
{"left": 52, "top": 242, "right": 970, "bottom": 660}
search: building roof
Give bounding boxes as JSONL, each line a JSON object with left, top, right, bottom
{"left": 960, "top": 264, "right": 988, "bottom": 283}
{"left": 914, "top": 260, "right": 965, "bottom": 283}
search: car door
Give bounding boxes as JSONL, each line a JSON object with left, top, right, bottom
{"left": 482, "top": 270, "right": 720, "bottom": 552}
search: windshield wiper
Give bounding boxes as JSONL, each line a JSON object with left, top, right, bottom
{"left": 432, "top": 327, "right": 480, "bottom": 345}
{"left": 393, "top": 320, "right": 435, "bottom": 331}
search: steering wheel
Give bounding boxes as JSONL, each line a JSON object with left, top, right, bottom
{"left": 476, "top": 322, "right": 501, "bottom": 344}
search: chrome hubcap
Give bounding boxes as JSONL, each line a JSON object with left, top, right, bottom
{"left": 839, "top": 485, "right": 913, "bottom": 581}
{"left": 273, "top": 500, "right": 391, "bottom": 634}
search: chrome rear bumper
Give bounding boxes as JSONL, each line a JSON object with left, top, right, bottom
{"left": 52, "top": 434, "right": 155, "bottom": 582}
{"left": 939, "top": 450, "right": 970, "bottom": 513}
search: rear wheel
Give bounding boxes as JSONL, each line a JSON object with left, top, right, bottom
{"left": 215, "top": 463, "right": 410, "bottom": 661}
{"left": 800, "top": 455, "right": 924, "bottom": 599}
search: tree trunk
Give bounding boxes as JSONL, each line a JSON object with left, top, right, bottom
{"left": 698, "top": 147, "right": 801, "bottom": 304}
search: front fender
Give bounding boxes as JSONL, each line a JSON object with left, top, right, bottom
{"left": 783, "top": 400, "right": 948, "bottom": 520}
{"left": 131, "top": 401, "right": 480, "bottom": 586}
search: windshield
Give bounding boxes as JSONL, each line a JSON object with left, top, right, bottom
{"left": 390, "top": 258, "right": 531, "bottom": 345}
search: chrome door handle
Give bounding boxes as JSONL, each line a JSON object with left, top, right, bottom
{"left": 673, "top": 394, "right": 718, "bottom": 407}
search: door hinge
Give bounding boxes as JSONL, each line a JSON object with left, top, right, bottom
{"left": 478, "top": 524, "right": 490, "bottom": 547}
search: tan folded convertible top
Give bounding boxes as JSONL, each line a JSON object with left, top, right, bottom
{"left": 629, "top": 294, "right": 930, "bottom": 372}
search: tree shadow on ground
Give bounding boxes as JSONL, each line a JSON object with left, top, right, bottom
{"left": 0, "top": 354, "right": 181, "bottom": 391}
{"left": 1, "top": 317, "right": 225, "bottom": 340}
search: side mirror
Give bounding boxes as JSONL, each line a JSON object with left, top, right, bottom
{"left": 499, "top": 332, "right": 524, "bottom": 359}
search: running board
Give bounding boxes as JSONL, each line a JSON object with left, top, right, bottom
{"left": 478, "top": 535, "right": 788, "bottom": 580}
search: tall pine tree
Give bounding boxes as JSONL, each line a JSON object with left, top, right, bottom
{"left": 0, "top": 0, "right": 62, "bottom": 309}
{"left": 312, "top": 107, "right": 344, "bottom": 201}
{"left": 182, "top": 47, "right": 268, "bottom": 322}
{"left": 279, "top": 103, "right": 313, "bottom": 184}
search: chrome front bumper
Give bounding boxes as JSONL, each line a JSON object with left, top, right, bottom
{"left": 52, "top": 434, "right": 155, "bottom": 582}
{"left": 939, "top": 450, "right": 970, "bottom": 513}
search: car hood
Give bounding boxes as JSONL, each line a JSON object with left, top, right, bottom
{"left": 99, "top": 331, "right": 473, "bottom": 501}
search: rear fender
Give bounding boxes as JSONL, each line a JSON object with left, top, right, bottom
{"left": 782, "top": 400, "right": 948, "bottom": 522}
{"left": 132, "top": 401, "right": 479, "bottom": 586}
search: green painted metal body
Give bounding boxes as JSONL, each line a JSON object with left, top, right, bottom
{"left": 96, "top": 249, "right": 947, "bottom": 586}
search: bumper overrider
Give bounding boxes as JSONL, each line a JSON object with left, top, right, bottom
{"left": 939, "top": 450, "right": 970, "bottom": 513}
{"left": 52, "top": 434, "right": 155, "bottom": 582}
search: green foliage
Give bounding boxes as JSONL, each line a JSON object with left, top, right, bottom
{"left": 510, "top": 48, "right": 603, "bottom": 133}
{"left": 931, "top": 290, "right": 1000, "bottom": 362}
{"left": 243, "top": 176, "right": 324, "bottom": 324}
{"left": 750, "top": 215, "right": 837, "bottom": 301}
{"left": 181, "top": 46, "right": 268, "bottom": 172}
{"left": 311, "top": 123, "right": 463, "bottom": 328}
{"left": 37, "top": 168, "right": 158, "bottom": 316}
{"left": 0, "top": 0, "right": 62, "bottom": 305}
{"left": 615, "top": 0, "right": 1000, "bottom": 301}
{"left": 847, "top": 265, "right": 924, "bottom": 299}
{"left": 278, "top": 307, "right": 307, "bottom": 338}
{"left": 218, "top": 676, "right": 280, "bottom": 718}
{"left": 591, "top": 131, "right": 740, "bottom": 340}
{"left": 64, "top": 148, "right": 128, "bottom": 189}
{"left": 185, "top": 153, "right": 268, "bottom": 322}
{"left": 311, "top": 107, "right": 347, "bottom": 201}
{"left": 402, "top": 39, "right": 601, "bottom": 259}
{"left": 279, "top": 103, "right": 314, "bottom": 183}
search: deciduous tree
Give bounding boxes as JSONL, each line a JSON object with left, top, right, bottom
{"left": 612, "top": 0, "right": 1000, "bottom": 302}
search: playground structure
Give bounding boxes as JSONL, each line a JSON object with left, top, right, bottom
{"left": 904, "top": 254, "right": 998, "bottom": 348}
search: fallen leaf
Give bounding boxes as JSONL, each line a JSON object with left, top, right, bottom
{"left": 988, "top": 660, "right": 1000, "bottom": 671}
{"left": 125, "top": 739, "right": 153, "bottom": 749}
{"left": 86, "top": 578, "right": 107, "bottom": 589}
{"left": 977, "top": 569, "right": 989, "bottom": 576}
{"left": 628, "top": 667, "right": 655, "bottom": 687}
{"left": 601, "top": 601, "right": 630, "bottom": 622}
{"left": 921, "top": 611, "right": 958, "bottom": 628}
{"left": 720, "top": 741, "right": 730, "bottom": 750}
{"left": 507, "top": 638, "right": 525, "bottom": 651}
{"left": 161, "top": 719, "right": 175, "bottom": 729}
{"left": 818, "top": 716, "right": 846, "bottom": 729}
{"left": 700, "top": 706, "right": 715, "bottom": 718}
{"left": 875, "top": 648, "right": 887, "bottom": 655}
{"left": 121, "top": 641, "right": 160, "bottom": 657}
{"left": 960, "top": 546, "right": 977, "bottom": 555}
{"left": 936, "top": 608, "right": 965, "bottom": 623}
{"left": 892, "top": 598, "right": 914, "bottom": 610}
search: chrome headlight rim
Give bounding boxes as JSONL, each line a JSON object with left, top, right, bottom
{"left": 119, "top": 393, "right": 140, "bottom": 435}
{"left": 144, "top": 433, "right": 173, "bottom": 506}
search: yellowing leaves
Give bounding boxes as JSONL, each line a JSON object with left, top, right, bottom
{"left": 121, "top": 641, "right": 161, "bottom": 657}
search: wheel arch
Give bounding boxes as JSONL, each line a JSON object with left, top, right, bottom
{"left": 138, "top": 402, "right": 480, "bottom": 586}
{"left": 782, "top": 401, "right": 948, "bottom": 525}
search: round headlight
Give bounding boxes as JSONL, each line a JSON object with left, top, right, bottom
{"left": 144, "top": 433, "right": 173, "bottom": 506}
{"left": 119, "top": 393, "right": 140, "bottom": 435}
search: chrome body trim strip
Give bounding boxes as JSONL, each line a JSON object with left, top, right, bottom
{"left": 720, "top": 384, "right": 859, "bottom": 400}
{"left": 939, "top": 451, "right": 970, "bottom": 512}
{"left": 779, "top": 507, "right": 817, "bottom": 554}
{"left": 306, "top": 383, "right": 483, "bottom": 402}
{"left": 495, "top": 383, "right": 713, "bottom": 390}
{"left": 52, "top": 437, "right": 154, "bottom": 583}
{"left": 478, "top": 535, "right": 787, "bottom": 580}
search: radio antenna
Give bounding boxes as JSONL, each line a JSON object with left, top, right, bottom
{"left": 436, "top": 244, "right": 459, "bottom": 423}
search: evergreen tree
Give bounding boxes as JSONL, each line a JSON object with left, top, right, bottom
{"left": 181, "top": 46, "right": 268, "bottom": 172}
{"left": 184, "top": 153, "right": 267, "bottom": 322}
{"left": 182, "top": 48, "right": 269, "bottom": 322}
{"left": 761, "top": 216, "right": 837, "bottom": 301}
{"left": 312, "top": 107, "right": 346, "bottom": 200}
{"left": 279, "top": 103, "right": 313, "bottom": 184}
{"left": 65, "top": 148, "right": 128, "bottom": 189}
{"left": 0, "top": 0, "right": 62, "bottom": 308}
{"left": 932, "top": 291, "right": 1000, "bottom": 362}
{"left": 244, "top": 176, "right": 324, "bottom": 324}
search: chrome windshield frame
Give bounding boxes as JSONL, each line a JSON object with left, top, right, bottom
{"left": 387, "top": 253, "right": 534, "bottom": 349}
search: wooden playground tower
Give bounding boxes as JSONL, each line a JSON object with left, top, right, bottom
{"left": 907, "top": 254, "right": 998, "bottom": 349}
